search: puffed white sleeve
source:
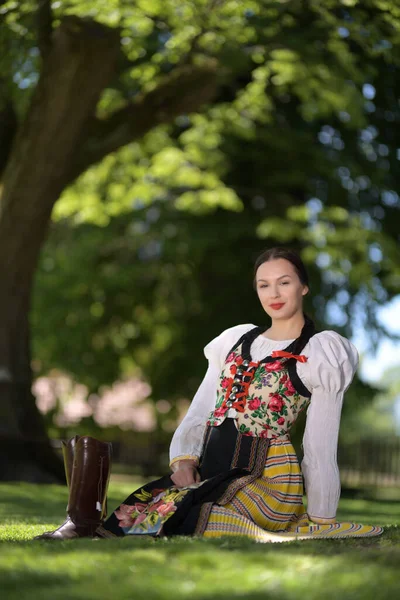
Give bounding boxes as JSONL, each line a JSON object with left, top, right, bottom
{"left": 169, "top": 324, "right": 255, "bottom": 467}
{"left": 300, "top": 331, "right": 359, "bottom": 521}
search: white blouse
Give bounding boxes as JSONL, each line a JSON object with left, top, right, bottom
{"left": 169, "top": 323, "right": 359, "bottom": 520}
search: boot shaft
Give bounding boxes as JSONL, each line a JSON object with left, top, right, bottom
{"left": 34, "top": 436, "right": 112, "bottom": 540}
{"left": 61, "top": 435, "right": 80, "bottom": 488}
{"left": 69, "top": 436, "right": 112, "bottom": 526}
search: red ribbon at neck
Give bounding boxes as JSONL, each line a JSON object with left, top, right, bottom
{"left": 271, "top": 350, "right": 308, "bottom": 363}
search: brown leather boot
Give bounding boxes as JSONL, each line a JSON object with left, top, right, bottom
{"left": 46, "top": 435, "right": 81, "bottom": 534}
{"left": 62, "top": 435, "right": 80, "bottom": 488}
{"left": 35, "top": 436, "right": 112, "bottom": 540}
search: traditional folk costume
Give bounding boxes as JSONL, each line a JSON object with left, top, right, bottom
{"left": 97, "top": 324, "right": 383, "bottom": 541}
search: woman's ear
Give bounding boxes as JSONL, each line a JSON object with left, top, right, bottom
{"left": 302, "top": 286, "right": 309, "bottom": 296}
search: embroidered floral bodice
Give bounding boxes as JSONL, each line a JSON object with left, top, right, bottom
{"left": 207, "top": 345, "right": 309, "bottom": 438}
{"left": 169, "top": 323, "right": 359, "bottom": 520}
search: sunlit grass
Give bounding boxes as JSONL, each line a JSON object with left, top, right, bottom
{"left": 0, "top": 477, "right": 399, "bottom": 600}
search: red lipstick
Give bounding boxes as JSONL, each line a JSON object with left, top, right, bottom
{"left": 269, "top": 303, "right": 285, "bottom": 310}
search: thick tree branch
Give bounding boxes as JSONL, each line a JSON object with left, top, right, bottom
{"left": 68, "top": 62, "right": 218, "bottom": 183}
{"left": 0, "top": 16, "right": 121, "bottom": 480}
{"left": 36, "top": 0, "right": 53, "bottom": 58}
{"left": 0, "top": 16, "right": 120, "bottom": 275}
{"left": 0, "top": 2, "right": 18, "bottom": 175}
{"left": 0, "top": 97, "right": 17, "bottom": 178}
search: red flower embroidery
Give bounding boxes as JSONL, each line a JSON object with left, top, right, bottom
{"left": 114, "top": 503, "right": 146, "bottom": 528}
{"left": 230, "top": 365, "right": 237, "bottom": 375}
{"left": 235, "top": 356, "right": 244, "bottom": 365}
{"left": 265, "top": 360, "right": 284, "bottom": 372}
{"left": 214, "top": 407, "right": 227, "bottom": 417}
{"left": 277, "top": 416, "right": 285, "bottom": 425}
{"left": 156, "top": 502, "right": 176, "bottom": 517}
{"left": 286, "top": 380, "right": 296, "bottom": 395}
{"left": 280, "top": 374, "right": 288, "bottom": 384}
{"left": 268, "top": 393, "right": 285, "bottom": 413}
{"left": 259, "top": 429, "right": 271, "bottom": 438}
{"left": 248, "top": 397, "right": 261, "bottom": 410}
{"left": 226, "top": 352, "right": 236, "bottom": 363}
{"left": 132, "top": 512, "right": 147, "bottom": 526}
{"left": 148, "top": 499, "right": 164, "bottom": 513}
{"left": 221, "top": 377, "right": 230, "bottom": 389}
{"left": 149, "top": 499, "right": 176, "bottom": 516}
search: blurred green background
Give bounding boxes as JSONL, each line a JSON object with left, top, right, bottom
{"left": 0, "top": 0, "right": 399, "bottom": 490}
{"left": 1, "top": 3, "right": 400, "bottom": 599}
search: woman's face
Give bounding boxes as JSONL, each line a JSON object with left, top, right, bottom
{"left": 255, "top": 258, "right": 308, "bottom": 321}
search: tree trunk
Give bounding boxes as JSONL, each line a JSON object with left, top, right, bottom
{"left": 0, "top": 17, "right": 120, "bottom": 481}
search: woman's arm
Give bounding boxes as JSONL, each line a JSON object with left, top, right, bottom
{"left": 300, "top": 331, "right": 359, "bottom": 522}
{"left": 169, "top": 324, "right": 255, "bottom": 487}
{"left": 301, "top": 387, "right": 343, "bottom": 522}
{"left": 169, "top": 362, "right": 220, "bottom": 473}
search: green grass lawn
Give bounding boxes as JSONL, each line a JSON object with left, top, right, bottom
{"left": 0, "top": 476, "right": 399, "bottom": 600}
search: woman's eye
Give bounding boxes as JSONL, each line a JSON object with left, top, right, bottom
{"left": 259, "top": 284, "right": 268, "bottom": 288}
{"left": 280, "top": 281, "right": 289, "bottom": 285}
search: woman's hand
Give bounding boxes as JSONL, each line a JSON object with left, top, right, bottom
{"left": 170, "top": 460, "right": 201, "bottom": 488}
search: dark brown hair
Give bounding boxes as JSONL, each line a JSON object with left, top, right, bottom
{"left": 253, "top": 247, "right": 315, "bottom": 350}
{"left": 253, "top": 247, "right": 309, "bottom": 288}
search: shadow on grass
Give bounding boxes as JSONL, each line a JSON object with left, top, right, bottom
{"left": 0, "top": 480, "right": 143, "bottom": 523}
{"left": 337, "top": 497, "right": 400, "bottom": 526}
{"left": 1, "top": 536, "right": 400, "bottom": 600}
{"left": 1, "top": 481, "right": 399, "bottom": 525}
{"left": 1, "top": 482, "right": 399, "bottom": 599}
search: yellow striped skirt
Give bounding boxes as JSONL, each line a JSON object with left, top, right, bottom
{"left": 203, "top": 438, "right": 383, "bottom": 541}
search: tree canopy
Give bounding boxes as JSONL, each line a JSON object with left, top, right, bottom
{"left": 1, "top": 1, "right": 400, "bottom": 456}
{"left": 25, "top": 2, "right": 400, "bottom": 392}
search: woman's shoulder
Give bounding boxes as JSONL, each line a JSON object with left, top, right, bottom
{"left": 305, "top": 330, "right": 359, "bottom": 366}
{"left": 300, "top": 330, "right": 359, "bottom": 391}
{"left": 204, "top": 324, "right": 256, "bottom": 365}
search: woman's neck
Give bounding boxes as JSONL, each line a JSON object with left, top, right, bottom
{"left": 263, "top": 313, "right": 305, "bottom": 341}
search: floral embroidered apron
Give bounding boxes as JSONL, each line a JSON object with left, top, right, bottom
{"left": 99, "top": 326, "right": 314, "bottom": 538}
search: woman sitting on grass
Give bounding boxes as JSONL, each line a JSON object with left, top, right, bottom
{"left": 35, "top": 247, "right": 383, "bottom": 541}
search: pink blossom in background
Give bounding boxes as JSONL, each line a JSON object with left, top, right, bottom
{"left": 33, "top": 373, "right": 156, "bottom": 431}
{"left": 33, "top": 373, "right": 92, "bottom": 426}
{"left": 156, "top": 399, "right": 171, "bottom": 414}
{"left": 55, "top": 382, "right": 92, "bottom": 427}
{"left": 92, "top": 379, "right": 155, "bottom": 431}
{"left": 32, "top": 377, "right": 58, "bottom": 414}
